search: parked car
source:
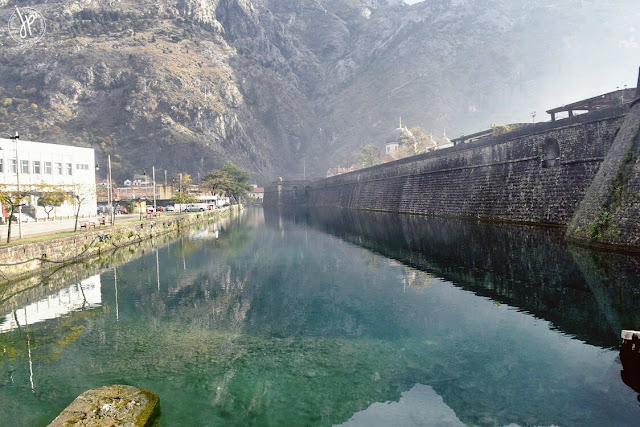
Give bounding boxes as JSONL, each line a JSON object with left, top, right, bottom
{"left": 115, "top": 205, "right": 128, "bottom": 215}
{"left": 146, "top": 205, "right": 155, "bottom": 213}
{"left": 185, "top": 203, "right": 207, "bottom": 212}
{"left": 165, "top": 205, "right": 175, "bottom": 212}
{"left": 156, "top": 206, "right": 163, "bottom": 212}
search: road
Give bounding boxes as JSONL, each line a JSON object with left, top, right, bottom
{"left": 0, "top": 214, "right": 149, "bottom": 241}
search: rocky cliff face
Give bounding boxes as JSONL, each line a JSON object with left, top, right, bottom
{"left": 0, "top": 0, "right": 637, "bottom": 182}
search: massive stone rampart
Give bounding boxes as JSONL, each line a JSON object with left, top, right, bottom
{"left": 566, "top": 98, "right": 640, "bottom": 248}
{"left": 301, "top": 106, "right": 628, "bottom": 226}
{"left": 265, "top": 101, "right": 640, "bottom": 249}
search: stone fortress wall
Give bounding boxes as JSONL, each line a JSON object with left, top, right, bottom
{"left": 266, "top": 73, "right": 640, "bottom": 250}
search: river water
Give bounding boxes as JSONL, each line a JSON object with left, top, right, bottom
{"left": 1, "top": 208, "right": 639, "bottom": 426}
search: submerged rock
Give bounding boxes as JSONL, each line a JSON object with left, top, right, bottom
{"left": 48, "top": 385, "right": 159, "bottom": 427}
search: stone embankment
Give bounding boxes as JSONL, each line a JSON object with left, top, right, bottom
{"left": 0, "top": 207, "right": 235, "bottom": 284}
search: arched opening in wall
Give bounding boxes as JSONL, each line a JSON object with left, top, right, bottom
{"left": 304, "top": 186, "right": 311, "bottom": 203}
{"left": 293, "top": 186, "right": 299, "bottom": 199}
{"left": 542, "top": 138, "right": 561, "bottom": 168}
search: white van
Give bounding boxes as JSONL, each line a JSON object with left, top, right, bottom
{"left": 184, "top": 203, "right": 210, "bottom": 212}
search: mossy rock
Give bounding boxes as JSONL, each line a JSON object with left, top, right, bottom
{"left": 48, "top": 385, "right": 159, "bottom": 426}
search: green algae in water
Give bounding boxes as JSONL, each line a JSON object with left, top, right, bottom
{"left": 1, "top": 209, "right": 640, "bottom": 426}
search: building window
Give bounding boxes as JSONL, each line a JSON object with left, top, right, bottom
{"left": 21, "top": 160, "right": 29, "bottom": 174}
{"left": 10, "top": 159, "right": 17, "bottom": 173}
{"left": 0, "top": 158, "right": 3, "bottom": 173}
{"left": 66, "top": 163, "right": 73, "bottom": 175}
{"left": 56, "top": 163, "right": 63, "bottom": 175}
{"left": 33, "top": 161, "right": 41, "bottom": 174}
{"left": 45, "top": 162, "right": 52, "bottom": 174}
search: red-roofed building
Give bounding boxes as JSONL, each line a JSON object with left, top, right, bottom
{"left": 247, "top": 187, "right": 264, "bottom": 203}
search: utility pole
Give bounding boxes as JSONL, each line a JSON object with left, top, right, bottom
{"left": 108, "top": 155, "right": 114, "bottom": 225}
{"left": 152, "top": 166, "right": 156, "bottom": 213}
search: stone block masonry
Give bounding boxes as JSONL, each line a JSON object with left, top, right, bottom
{"left": 303, "top": 106, "right": 627, "bottom": 226}
{"left": 266, "top": 102, "right": 640, "bottom": 250}
{"left": 566, "top": 95, "right": 640, "bottom": 249}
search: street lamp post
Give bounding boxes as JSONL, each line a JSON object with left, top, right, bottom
{"left": 152, "top": 166, "right": 156, "bottom": 213}
{"left": 108, "top": 155, "right": 114, "bottom": 225}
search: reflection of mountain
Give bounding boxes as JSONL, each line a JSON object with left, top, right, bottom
{"left": 264, "top": 207, "right": 640, "bottom": 348}
{"left": 0, "top": 275, "right": 101, "bottom": 333}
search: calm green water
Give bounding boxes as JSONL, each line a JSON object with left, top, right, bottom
{"left": 1, "top": 208, "right": 640, "bottom": 426}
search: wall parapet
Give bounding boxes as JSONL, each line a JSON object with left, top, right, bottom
{"left": 318, "top": 104, "right": 629, "bottom": 188}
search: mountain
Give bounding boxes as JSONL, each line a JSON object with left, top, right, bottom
{"left": 0, "top": 0, "right": 637, "bottom": 182}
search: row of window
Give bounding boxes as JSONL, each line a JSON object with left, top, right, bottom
{"left": 0, "top": 159, "right": 90, "bottom": 175}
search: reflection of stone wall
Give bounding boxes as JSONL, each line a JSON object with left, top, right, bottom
{"left": 291, "top": 106, "right": 628, "bottom": 227}
{"left": 268, "top": 207, "right": 640, "bottom": 348}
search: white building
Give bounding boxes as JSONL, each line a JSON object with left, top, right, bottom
{"left": 0, "top": 138, "right": 97, "bottom": 219}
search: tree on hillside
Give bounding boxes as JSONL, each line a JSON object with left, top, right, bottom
{"left": 492, "top": 123, "right": 522, "bottom": 136}
{"left": 358, "top": 144, "right": 381, "bottom": 168}
{"left": 0, "top": 186, "right": 33, "bottom": 243}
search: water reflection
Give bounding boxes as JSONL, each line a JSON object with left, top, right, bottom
{"left": 264, "top": 207, "right": 640, "bottom": 348}
{"left": 339, "top": 384, "right": 464, "bottom": 427}
{"left": 1, "top": 208, "right": 639, "bottom": 426}
{"left": 621, "top": 331, "right": 640, "bottom": 403}
{"left": 0, "top": 275, "right": 102, "bottom": 333}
